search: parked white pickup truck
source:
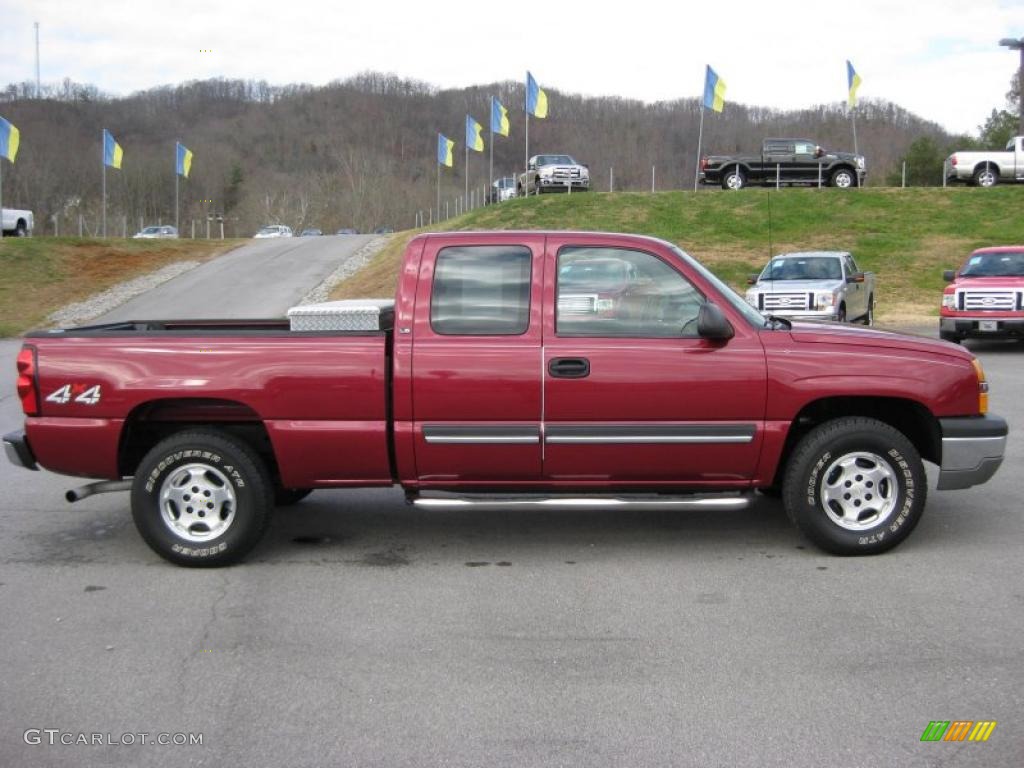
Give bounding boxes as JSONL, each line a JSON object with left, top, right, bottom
{"left": 1, "top": 207, "right": 34, "bottom": 237}
{"left": 946, "top": 136, "right": 1024, "bottom": 187}
{"left": 745, "top": 251, "right": 876, "bottom": 325}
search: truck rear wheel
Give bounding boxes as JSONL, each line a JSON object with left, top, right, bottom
{"left": 782, "top": 417, "right": 926, "bottom": 555}
{"left": 721, "top": 168, "right": 746, "bottom": 190}
{"left": 972, "top": 166, "right": 998, "bottom": 187}
{"left": 131, "top": 429, "right": 274, "bottom": 567}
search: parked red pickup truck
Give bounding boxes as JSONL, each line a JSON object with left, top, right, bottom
{"left": 5, "top": 231, "right": 1008, "bottom": 566}
{"left": 940, "top": 246, "right": 1024, "bottom": 342}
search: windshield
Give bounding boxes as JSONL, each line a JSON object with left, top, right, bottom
{"left": 761, "top": 256, "right": 842, "bottom": 281}
{"left": 960, "top": 251, "right": 1024, "bottom": 277}
{"left": 141, "top": 227, "right": 160, "bottom": 234}
{"left": 258, "top": 227, "right": 278, "bottom": 234}
{"left": 537, "top": 155, "right": 575, "bottom": 166}
{"left": 668, "top": 245, "right": 765, "bottom": 328}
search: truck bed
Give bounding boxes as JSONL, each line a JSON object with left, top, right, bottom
{"left": 23, "top": 321, "right": 395, "bottom": 488}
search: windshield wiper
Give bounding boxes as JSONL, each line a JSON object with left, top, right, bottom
{"left": 763, "top": 314, "right": 792, "bottom": 330}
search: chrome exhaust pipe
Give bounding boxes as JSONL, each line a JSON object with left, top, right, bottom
{"left": 65, "top": 480, "right": 133, "bottom": 503}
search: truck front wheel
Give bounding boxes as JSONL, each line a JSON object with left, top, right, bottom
{"left": 830, "top": 168, "right": 856, "bottom": 188}
{"left": 131, "top": 429, "right": 274, "bottom": 567}
{"left": 782, "top": 417, "right": 927, "bottom": 555}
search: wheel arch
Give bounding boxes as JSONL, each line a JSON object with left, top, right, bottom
{"left": 973, "top": 160, "right": 1000, "bottom": 177}
{"left": 829, "top": 164, "right": 859, "bottom": 186}
{"left": 774, "top": 396, "right": 941, "bottom": 485}
{"left": 118, "top": 397, "right": 279, "bottom": 480}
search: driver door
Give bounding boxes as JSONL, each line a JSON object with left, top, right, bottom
{"left": 541, "top": 237, "right": 767, "bottom": 484}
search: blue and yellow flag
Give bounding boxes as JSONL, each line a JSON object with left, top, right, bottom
{"left": 103, "top": 129, "right": 123, "bottom": 169}
{"left": 176, "top": 142, "right": 193, "bottom": 178}
{"left": 526, "top": 72, "right": 548, "bottom": 118}
{"left": 847, "top": 60, "right": 862, "bottom": 108}
{"left": 0, "top": 116, "right": 20, "bottom": 162}
{"left": 466, "top": 115, "right": 484, "bottom": 152}
{"left": 437, "top": 133, "right": 454, "bottom": 167}
{"left": 703, "top": 66, "right": 726, "bottom": 113}
{"left": 491, "top": 97, "right": 510, "bottom": 137}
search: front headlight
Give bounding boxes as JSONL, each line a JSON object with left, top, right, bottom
{"left": 539, "top": 168, "right": 554, "bottom": 178}
{"left": 815, "top": 292, "right": 836, "bottom": 310}
{"left": 856, "top": 157, "right": 866, "bottom": 169}
{"left": 942, "top": 293, "right": 956, "bottom": 309}
{"left": 745, "top": 291, "right": 759, "bottom": 307}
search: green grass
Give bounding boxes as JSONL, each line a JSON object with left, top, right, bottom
{"left": 0, "top": 237, "right": 243, "bottom": 336}
{"left": 332, "top": 187, "right": 1024, "bottom": 322}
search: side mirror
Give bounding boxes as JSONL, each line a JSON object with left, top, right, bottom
{"left": 746, "top": 274, "right": 759, "bottom": 285}
{"left": 697, "top": 303, "right": 734, "bottom": 341}
{"left": 847, "top": 272, "right": 865, "bottom": 283}
{"left": 814, "top": 146, "right": 824, "bottom": 158}
{"left": 528, "top": 163, "right": 536, "bottom": 170}
{"left": 942, "top": 270, "right": 956, "bottom": 283}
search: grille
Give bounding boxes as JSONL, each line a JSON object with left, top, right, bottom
{"left": 961, "top": 290, "right": 1017, "bottom": 311}
{"left": 762, "top": 292, "right": 811, "bottom": 311}
{"left": 558, "top": 294, "right": 597, "bottom": 314}
{"left": 551, "top": 167, "right": 582, "bottom": 180}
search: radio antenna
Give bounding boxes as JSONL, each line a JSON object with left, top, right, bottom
{"left": 766, "top": 191, "right": 774, "bottom": 261}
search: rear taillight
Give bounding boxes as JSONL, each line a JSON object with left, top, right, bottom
{"left": 16, "top": 346, "right": 39, "bottom": 416}
{"left": 950, "top": 155, "right": 958, "bottom": 167}
{"left": 700, "top": 157, "right": 709, "bottom": 170}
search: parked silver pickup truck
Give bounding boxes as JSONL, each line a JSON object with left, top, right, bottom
{"left": 518, "top": 154, "right": 590, "bottom": 195}
{"left": 946, "top": 136, "right": 1024, "bottom": 187}
{"left": 1, "top": 206, "right": 33, "bottom": 236}
{"left": 745, "top": 251, "right": 875, "bottom": 324}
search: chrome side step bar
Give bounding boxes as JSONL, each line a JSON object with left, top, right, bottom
{"left": 411, "top": 492, "right": 750, "bottom": 511}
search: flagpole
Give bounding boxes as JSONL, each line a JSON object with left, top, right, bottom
{"left": 693, "top": 102, "right": 706, "bottom": 192}
{"left": 524, "top": 112, "right": 529, "bottom": 197}
{"left": 465, "top": 145, "right": 469, "bottom": 212}
{"left": 175, "top": 157, "right": 180, "bottom": 233}
{"left": 0, "top": 158, "right": 5, "bottom": 240}
{"left": 850, "top": 107, "right": 858, "bottom": 157}
{"left": 436, "top": 158, "right": 440, "bottom": 225}
{"left": 102, "top": 136, "right": 107, "bottom": 237}
{"left": 488, "top": 97, "right": 494, "bottom": 203}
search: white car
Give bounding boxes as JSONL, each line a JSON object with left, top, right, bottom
{"left": 133, "top": 225, "right": 178, "bottom": 239}
{"left": 254, "top": 225, "right": 293, "bottom": 238}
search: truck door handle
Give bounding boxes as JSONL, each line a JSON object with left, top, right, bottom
{"left": 548, "top": 357, "right": 590, "bottom": 378}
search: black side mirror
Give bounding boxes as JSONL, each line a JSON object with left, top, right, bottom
{"left": 942, "top": 270, "right": 956, "bottom": 283}
{"left": 814, "top": 146, "right": 824, "bottom": 158}
{"left": 697, "top": 303, "right": 734, "bottom": 341}
{"left": 746, "top": 274, "right": 759, "bottom": 285}
{"left": 847, "top": 272, "right": 865, "bottom": 283}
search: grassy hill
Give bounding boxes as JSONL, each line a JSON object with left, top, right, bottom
{"left": 332, "top": 187, "right": 1024, "bottom": 322}
{"left": 0, "top": 238, "right": 242, "bottom": 336}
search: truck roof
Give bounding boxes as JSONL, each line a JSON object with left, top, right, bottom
{"left": 772, "top": 251, "right": 849, "bottom": 259}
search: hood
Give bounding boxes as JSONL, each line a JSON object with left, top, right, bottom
{"left": 787, "top": 321, "right": 973, "bottom": 361}
{"left": 753, "top": 279, "right": 843, "bottom": 292}
{"left": 825, "top": 150, "right": 863, "bottom": 162}
{"left": 952, "top": 276, "right": 1024, "bottom": 289}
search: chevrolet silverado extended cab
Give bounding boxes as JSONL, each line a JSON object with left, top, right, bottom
{"left": 945, "top": 136, "right": 1024, "bottom": 187}
{"left": 941, "top": 246, "right": 1024, "bottom": 342}
{"left": 745, "top": 251, "right": 875, "bottom": 325}
{"left": 5, "top": 231, "right": 1007, "bottom": 566}
{"left": 701, "top": 139, "right": 866, "bottom": 190}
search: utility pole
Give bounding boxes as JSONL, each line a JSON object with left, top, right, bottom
{"left": 999, "top": 37, "right": 1024, "bottom": 135}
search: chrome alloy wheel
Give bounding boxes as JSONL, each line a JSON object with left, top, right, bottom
{"left": 159, "top": 463, "right": 236, "bottom": 542}
{"left": 819, "top": 451, "right": 898, "bottom": 531}
{"left": 725, "top": 172, "right": 744, "bottom": 190}
{"left": 833, "top": 170, "right": 854, "bottom": 188}
{"left": 976, "top": 169, "right": 997, "bottom": 187}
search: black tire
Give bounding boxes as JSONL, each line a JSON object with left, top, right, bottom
{"left": 15, "top": 220, "right": 28, "bottom": 237}
{"left": 972, "top": 165, "right": 998, "bottom": 188}
{"left": 830, "top": 168, "right": 856, "bottom": 188}
{"left": 782, "top": 417, "right": 927, "bottom": 555}
{"left": 939, "top": 331, "right": 961, "bottom": 344}
{"left": 862, "top": 296, "right": 874, "bottom": 326}
{"left": 131, "top": 429, "right": 274, "bottom": 567}
{"left": 275, "top": 487, "right": 313, "bottom": 506}
{"left": 836, "top": 304, "right": 847, "bottom": 323}
{"left": 721, "top": 167, "right": 746, "bottom": 190}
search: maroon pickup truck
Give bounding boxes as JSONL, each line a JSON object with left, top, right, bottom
{"left": 5, "top": 231, "right": 1008, "bottom": 566}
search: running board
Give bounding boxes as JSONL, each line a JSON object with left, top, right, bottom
{"left": 410, "top": 492, "right": 750, "bottom": 511}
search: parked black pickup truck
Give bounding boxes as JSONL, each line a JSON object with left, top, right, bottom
{"left": 700, "top": 138, "right": 866, "bottom": 190}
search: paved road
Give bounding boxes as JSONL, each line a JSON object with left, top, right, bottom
{"left": 0, "top": 334, "right": 1021, "bottom": 767}
{"left": 96, "top": 234, "right": 377, "bottom": 322}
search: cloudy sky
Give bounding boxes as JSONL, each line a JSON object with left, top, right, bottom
{"left": 0, "top": 0, "right": 1021, "bottom": 136}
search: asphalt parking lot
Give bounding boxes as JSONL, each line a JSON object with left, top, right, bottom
{"left": 0, "top": 333, "right": 1021, "bottom": 767}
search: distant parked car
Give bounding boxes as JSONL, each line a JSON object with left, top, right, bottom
{"left": 745, "top": 251, "right": 875, "bottom": 324}
{"left": 940, "top": 246, "right": 1024, "bottom": 342}
{"left": 336, "top": 228, "right": 358, "bottom": 235}
{"left": 1, "top": 206, "right": 34, "bottom": 237}
{"left": 254, "top": 225, "right": 293, "bottom": 239}
{"left": 374, "top": 227, "right": 394, "bottom": 234}
{"left": 133, "top": 225, "right": 178, "bottom": 239}
{"left": 946, "top": 136, "right": 1024, "bottom": 187}
{"left": 489, "top": 176, "right": 517, "bottom": 203}
{"left": 300, "top": 228, "right": 323, "bottom": 237}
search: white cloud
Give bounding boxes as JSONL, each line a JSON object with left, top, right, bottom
{"left": 0, "top": 0, "right": 1020, "bottom": 135}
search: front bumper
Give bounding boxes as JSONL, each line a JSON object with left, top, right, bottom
{"left": 3, "top": 430, "right": 38, "bottom": 471}
{"left": 539, "top": 178, "right": 589, "bottom": 190}
{"left": 937, "top": 415, "right": 1007, "bottom": 490}
{"left": 940, "top": 316, "right": 1024, "bottom": 339}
